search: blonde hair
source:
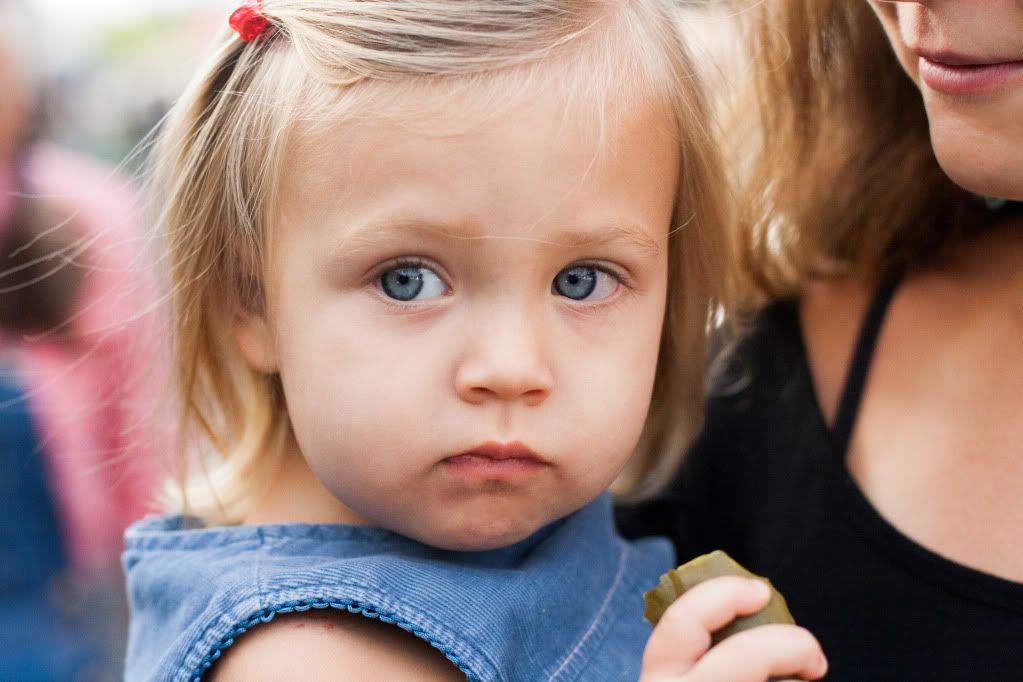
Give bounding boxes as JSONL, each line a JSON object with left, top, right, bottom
{"left": 154, "top": 0, "right": 732, "bottom": 522}
{"left": 731, "top": 0, "right": 989, "bottom": 304}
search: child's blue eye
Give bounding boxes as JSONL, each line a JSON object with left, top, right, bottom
{"left": 379, "top": 266, "right": 447, "bottom": 301}
{"left": 552, "top": 266, "right": 617, "bottom": 301}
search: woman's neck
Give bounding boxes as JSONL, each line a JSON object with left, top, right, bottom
{"left": 923, "top": 212, "right": 1023, "bottom": 297}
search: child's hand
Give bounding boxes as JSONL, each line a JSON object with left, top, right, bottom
{"left": 639, "top": 576, "right": 827, "bottom": 682}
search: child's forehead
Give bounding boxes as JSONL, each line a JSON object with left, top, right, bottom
{"left": 265, "top": 39, "right": 683, "bottom": 255}
{"left": 272, "top": 84, "right": 678, "bottom": 273}
{"left": 278, "top": 71, "right": 679, "bottom": 214}
{"left": 286, "top": 36, "right": 678, "bottom": 143}
{"left": 295, "top": 79, "right": 558, "bottom": 146}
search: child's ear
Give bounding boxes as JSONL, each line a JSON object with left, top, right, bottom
{"left": 233, "top": 310, "right": 279, "bottom": 374}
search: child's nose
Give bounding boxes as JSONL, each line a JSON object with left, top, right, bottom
{"left": 454, "top": 308, "right": 554, "bottom": 407}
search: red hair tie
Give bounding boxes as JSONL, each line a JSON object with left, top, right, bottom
{"left": 230, "top": 2, "right": 272, "bottom": 43}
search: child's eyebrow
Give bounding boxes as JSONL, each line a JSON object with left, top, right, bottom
{"left": 337, "top": 219, "right": 665, "bottom": 259}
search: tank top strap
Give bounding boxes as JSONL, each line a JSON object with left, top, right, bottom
{"left": 829, "top": 270, "right": 905, "bottom": 458}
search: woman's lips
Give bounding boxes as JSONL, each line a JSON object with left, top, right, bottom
{"left": 443, "top": 441, "right": 549, "bottom": 483}
{"left": 917, "top": 52, "right": 1023, "bottom": 95}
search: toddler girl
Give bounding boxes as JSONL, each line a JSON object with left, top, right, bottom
{"left": 123, "top": 1, "right": 825, "bottom": 680}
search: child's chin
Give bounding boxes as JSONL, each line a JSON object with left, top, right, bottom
{"left": 421, "top": 518, "right": 542, "bottom": 553}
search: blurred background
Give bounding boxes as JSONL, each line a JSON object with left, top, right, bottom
{"left": 1, "top": 2, "right": 232, "bottom": 680}
{"left": 28, "top": 0, "right": 234, "bottom": 165}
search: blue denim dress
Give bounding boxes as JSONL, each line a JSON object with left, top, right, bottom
{"left": 123, "top": 494, "right": 672, "bottom": 682}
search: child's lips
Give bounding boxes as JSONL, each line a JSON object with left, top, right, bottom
{"left": 443, "top": 441, "right": 550, "bottom": 482}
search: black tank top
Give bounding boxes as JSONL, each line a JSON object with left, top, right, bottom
{"left": 617, "top": 276, "right": 1023, "bottom": 681}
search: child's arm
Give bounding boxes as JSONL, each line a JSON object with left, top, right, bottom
{"left": 640, "top": 576, "right": 828, "bottom": 682}
{"left": 207, "top": 609, "right": 467, "bottom": 681}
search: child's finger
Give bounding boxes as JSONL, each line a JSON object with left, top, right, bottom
{"left": 684, "top": 624, "right": 827, "bottom": 682}
{"left": 641, "top": 576, "right": 771, "bottom": 678}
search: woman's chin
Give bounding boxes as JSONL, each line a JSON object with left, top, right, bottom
{"left": 934, "top": 149, "right": 1023, "bottom": 203}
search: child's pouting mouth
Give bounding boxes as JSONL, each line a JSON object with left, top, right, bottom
{"left": 442, "top": 440, "right": 550, "bottom": 484}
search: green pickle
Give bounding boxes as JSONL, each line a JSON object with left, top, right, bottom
{"left": 643, "top": 550, "right": 795, "bottom": 645}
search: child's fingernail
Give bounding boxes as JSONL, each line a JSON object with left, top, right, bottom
{"left": 750, "top": 579, "right": 770, "bottom": 598}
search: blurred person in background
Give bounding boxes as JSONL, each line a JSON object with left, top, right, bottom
{"left": 0, "top": 0, "right": 162, "bottom": 678}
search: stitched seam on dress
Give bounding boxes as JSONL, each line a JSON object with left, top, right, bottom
{"left": 187, "top": 599, "right": 483, "bottom": 682}
{"left": 255, "top": 527, "right": 266, "bottom": 613}
{"left": 546, "top": 543, "right": 629, "bottom": 680}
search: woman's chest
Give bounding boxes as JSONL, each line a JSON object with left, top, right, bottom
{"left": 849, "top": 344, "right": 1023, "bottom": 583}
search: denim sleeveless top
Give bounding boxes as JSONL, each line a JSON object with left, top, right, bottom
{"left": 123, "top": 494, "right": 673, "bottom": 682}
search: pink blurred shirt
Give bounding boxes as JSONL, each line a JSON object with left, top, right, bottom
{"left": 3, "top": 145, "right": 164, "bottom": 574}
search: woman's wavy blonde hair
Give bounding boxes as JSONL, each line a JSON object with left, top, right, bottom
{"left": 732, "top": 0, "right": 990, "bottom": 304}
{"left": 153, "top": 0, "right": 733, "bottom": 522}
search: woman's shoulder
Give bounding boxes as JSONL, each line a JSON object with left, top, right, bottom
{"left": 709, "top": 279, "right": 872, "bottom": 413}
{"left": 797, "top": 278, "right": 874, "bottom": 425}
